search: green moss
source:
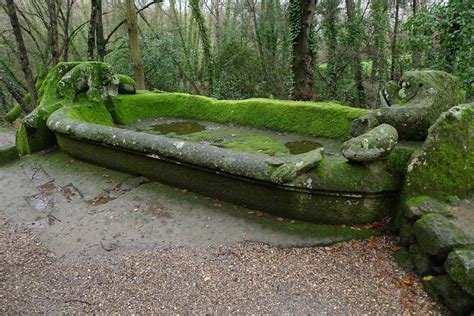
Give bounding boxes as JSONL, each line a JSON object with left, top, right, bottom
{"left": 4, "top": 104, "right": 23, "bottom": 122}
{"left": 311, "top": 159, "right": 400, "bottom": 192}
{"left": 254, "top": 215, "right": 382, "bottom": 244}
{"left": 117, "top": 74, "right": 136, "bottom": 94}
{"left": 403, "top": 195, "right": 452, "bottom": 220}
{"left": 16, "top": 61, "right": 124, "bottom": 154}
{"left": 223, "top": 135, "right": 289, "bottom": 157}
{"left": 445, "top": 248, "right": 474, "bottom": 296}
{"left": 65, "top": 102, "right": 114, "bottom": 126}
{"left": 16, "top": 121, "right": 56, "bottom": 156}
{"left": 0, "top": 145, "right": 18, "bottom": 165}
{"left": 110, "top": 92, "right": 369, "bottom": 140}
{"left": 403, "top": 103, "right": 474, "bottom": 200}
{"left": 386, "top": 147, "right": 415, "bottom": 174}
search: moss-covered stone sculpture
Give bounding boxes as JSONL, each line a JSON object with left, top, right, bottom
{"left": 341, "top": 123, "right": 398, "bottom": 162}
{"left": 16, "top": 62, "right": 136, "bottom": 155}
{"left": 404, "top": 103, "right": 473, "bottom": 199}
{"left": 351, "top": 70, "right": 466, "bottom": 140}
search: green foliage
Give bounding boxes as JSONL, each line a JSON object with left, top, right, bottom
{"left": 213, "top": 41, "right": 262, "bottom": 99}
{"left": 403, "top": 0, "right": 474, "bottom": 95}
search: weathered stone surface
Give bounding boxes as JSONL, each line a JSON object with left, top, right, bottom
{"left": 394, "top": 248, "right": 414, "bottom": 272}
{"left": 431, "top": 275, "right": 474, "bottom": 314}
{"left": 351, "top": 70, "right": 466, "bottom": 140}
{"left": 399, "top": 222, "right": 415, "bottom": 246}
{"left": 445, "top": 248, "right": 474, "bottom": 296}
{"left": 403, "top": 103, "right": 474, "bottom": 200}
{"left": 404, "top": 196, "right": 451, "bottom": 220}
{"left": 48, "top": 108, "right": 324, "bottom": 185}
{"left": 409, "top": 244, "right": 434, "bottom": 276}
{"left": 341, "top": 124, "right": 398, "bottom": 162}
{"left": 414, "top": 214, "right": 474, "bottom": 258}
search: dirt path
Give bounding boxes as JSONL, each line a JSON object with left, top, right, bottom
{"left": 0, "top": 149, "right": 445, "bottom": 313}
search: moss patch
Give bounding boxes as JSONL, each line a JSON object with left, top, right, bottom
{"left": 403, "top": 103, "right": 474, "bottom": 200}
{"left": 310, "top": 159, "right": 400, "bottom": 192}
{"left": 110, "top": 92, "right": 369, "bottom": 140}
{"left": 5, "top": 104, "right": 23, "bottom": 122}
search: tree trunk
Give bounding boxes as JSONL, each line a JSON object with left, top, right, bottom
{"left": 323, "top": 0, "right": 339, "bottom": 99}
{"left": 126, "top": 0, "right": 146, "bottom": 89}
{"left": 4, "top": 0, "right": 36, "bottom": 111}
{"left": 87, "top": 0, "right": 99, "bottom": 60}
{"left": 290, "top": 0, "right": 317, "bottom": 101}
{"left": 96, "top": 0, "right": 105, "bottom": 61}
{"left": 411, "top": 0, "right": 418, "bottom": 68}
{"left": 247, "top": 0, "right": 268, "bottom": 84}
{"left": 62, "top": 0, "right": 74, "bottom": 61}
{"left": 345, "top": 0, "right": 365, "bottom": 106}
{"left": 48, "top": 0, "right": 60, "bottom": 65}
{"left": 190, "top": 0, "right": 213, "bottom": 95}
{"left": 390, "top": 0, "right": 399, "bottom": 80}
{"left": 0, "top": 88, "right": 7, "bottom": 115}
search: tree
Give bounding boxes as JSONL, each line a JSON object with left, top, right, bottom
{"left": 87, "top": 0, "right": 99, "bottom": 61}
{"left": 321, "top": 0, "right": 340, "bottom": 99}
{"left": 368, "top": 0, "right": 389, "bottom": 108}
{"left": 190, "top": 0, "right": 214, "bottom": 95}
{"left": 4, "top": 0, "right": 36, "bottom": 111}
{"left": 345, "top": 0, "right": 365, "bottom": 106}
{"left": 390, "top": 0, "right": 400, "bottom": 81}
{"left": 126, "top": 0, "right": 146, "bottom": 89}
{"left": 48, "top": 0, "right": 60, "bottom": 65}
{"left": 289, "top": 0, "right": 317, "bottom": 100}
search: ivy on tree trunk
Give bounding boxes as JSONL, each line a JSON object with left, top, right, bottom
{"left": 290, "top": 0, "right": 317, "bottom": 101}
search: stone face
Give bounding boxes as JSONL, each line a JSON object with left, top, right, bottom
{"left": 351, "top": 70, "right": 466, "bottom": 140}
{"left": 431, "top": 275, "right": 474, "bottom": 315}
{"left": 445, "top": 248, "right": 474, "bottom": 296}
{"left": 16, "top": 62, "right": 134, "bottom": 155}
{"left": 413, "top": 214, "right": 474, "bottom": 258}
{"left": 403, "top": 103, "right": 474, "bottom": 200}
{"left": 341, "top": 124, "right": 398, "bottom": 162}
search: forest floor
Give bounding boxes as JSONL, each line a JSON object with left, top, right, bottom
{"left": 0, "top": 148, "right": 446, "bottom": 314}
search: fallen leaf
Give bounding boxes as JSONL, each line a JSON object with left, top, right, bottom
{"left": 255, "top": 211, "right": 265, "bottom": 217}
{"left": 276, "top": 217, "right": 284, "bottom": 222}
{"left": 423, "top": 275, "right": 433, "bottom": 281}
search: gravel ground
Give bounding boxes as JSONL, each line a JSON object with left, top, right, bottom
{"left": 0, "top": 217, "right": 445, "bottom": 314}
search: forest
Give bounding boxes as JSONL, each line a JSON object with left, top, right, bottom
{"left": 0, "top": 0, "right": 472, "bottom": 117}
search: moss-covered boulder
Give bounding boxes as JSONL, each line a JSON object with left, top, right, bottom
{"left": 351, "top": 70, "right": 466, "bottom": 140}
{"left": 431, "top": 275, "right": 474, "bottom": 314}
{"left": 409, "top": 244, "right": 434, "bottom": 275}
{"left": 15, "top": 62, "right": 135, "bottom": 155}
{"left": 341, "top": 124, "right": 398, "bottom": 162}
{"left": 445, "top": 248, "right": 474, "bottom": 296}
{"left": 117, "top": 74, "right": 136, "bottom": 94}
{"left": 404, "top": 196, "right": 452, "bottom": 220}
{"left": 413, "top": 214, "right": 474, "bottom": 258}
{"left": 403, "top": 103, "right": 474, "bottom": 200}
